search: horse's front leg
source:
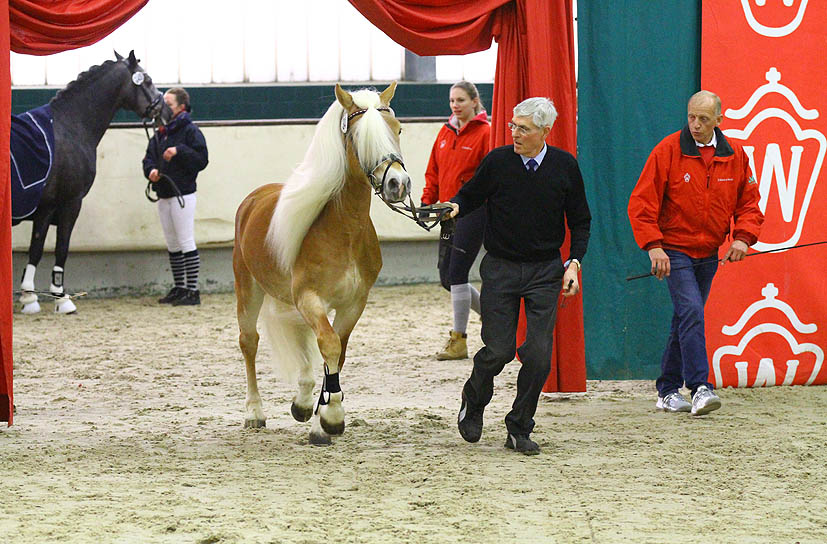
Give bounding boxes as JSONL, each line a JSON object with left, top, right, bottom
{"left": 19, "top": 209, "right": 55, "bottom": 314}
{"left": 51, "top": 200, "right": 82, "bottom": 314}
{"left": 296, "top": 291, "right": 348, "bottom": 443}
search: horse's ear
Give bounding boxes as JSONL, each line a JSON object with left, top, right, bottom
{"left": 114, "top": 50, "right": 124, "bottom": 62}
{"left": 335, "top": 84, "right": 353, "bottom": 110}
{"left": 127, "top": 50, "right": 139, "bottom": 68}
{"left": 379, "top": 81, "right": 398, "bottom": 106}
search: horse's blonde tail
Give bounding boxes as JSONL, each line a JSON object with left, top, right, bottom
{"left": 259, "top": 295, "right": 321, "bottom": 385}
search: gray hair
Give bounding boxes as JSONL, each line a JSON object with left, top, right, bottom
{"left": 513, "top": 97, "right": 558, "bottom": 129}
{"left": 689, "top": 90, "right": 722, "bottom": 116}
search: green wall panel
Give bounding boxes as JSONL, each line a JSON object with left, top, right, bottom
{"left": 577, "top": 1, "right": 701, "bottom": 379}
{"left": 12, "top": 82, "right": 494, "bottom": 122}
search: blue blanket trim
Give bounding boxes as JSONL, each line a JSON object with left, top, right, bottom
{"left": 10, "top": 104, "right": 55, "bottom": 223}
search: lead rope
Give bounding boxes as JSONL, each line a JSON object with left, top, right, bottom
{"left": 142, "top": 118, "right": 186, "bottom": 209}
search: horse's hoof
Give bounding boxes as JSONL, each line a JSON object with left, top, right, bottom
{"left": 244, "top": 418, "right": 266, "bottom": 429}
{"left": 54, "top": 297, "right": 77, "bottom": 314}
{"left": 21, "top": 301, "right": 41, "bottom": 314}
{"left": 291, "top": 402, "right": 313, "bottom": 422}
{"left": 320, "top": 418, "right": 345, "bottom": 436}
{"left": 309, "top": 431, "right": 332, "bottom": 446}
{"left": 19, "top": 291, "right": 37, "bottom": 305}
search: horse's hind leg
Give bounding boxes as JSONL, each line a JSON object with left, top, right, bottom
{"left": 51, "top": 200, "right": 82, "bottom": 314}
{"left": 20, "top": 209, "right": 55, "bottom": 314}
{"left": 235, "top": 264, "right": 267, "bottom": 428}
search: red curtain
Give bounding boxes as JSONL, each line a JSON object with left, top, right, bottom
{"left": 1, "top": 0, "right": 12, "bottom": 425}
{"left": 1, "top": 0, "right": 148, "bottom": 425}
{"left": 348, "top": 0, "right": 585, "bottom": 392}
{"left": 9, "top": 0, "right": 147, "bottom": 55}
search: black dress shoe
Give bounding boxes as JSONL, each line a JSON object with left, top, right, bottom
{"left": 457, "top": 395, "right": 484, "bottom": 443}
{"left": 172, "top": 289, "right": 200, "bottom": 306}
{"left": 504, "top": 433, "right": 540, "bottom": 455}
{"left": 158, "top": 286, "right": 186, "bottom": 304}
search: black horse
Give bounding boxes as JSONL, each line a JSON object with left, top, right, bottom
{"left": 14, "top": 50, "right": 167, "bottom": 314}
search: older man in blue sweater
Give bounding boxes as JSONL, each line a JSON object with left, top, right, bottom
{"left": 445, "top": 97, "right": 591, "bottom": 455}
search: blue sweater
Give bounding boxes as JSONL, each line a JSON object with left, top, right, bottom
{"left": 451, "top": 145, "right": 591, "bottom": 263}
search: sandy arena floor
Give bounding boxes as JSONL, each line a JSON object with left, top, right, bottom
{"left": 3, "top": 283, "right": 826, "bottom": 543}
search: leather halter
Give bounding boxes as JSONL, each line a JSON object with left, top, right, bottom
{"left": 343, "top": 105, "right": 456, "bottom": 234}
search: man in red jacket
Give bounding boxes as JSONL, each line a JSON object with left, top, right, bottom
{"left": 628, "top": 90, "right": 763, "bottom": 416}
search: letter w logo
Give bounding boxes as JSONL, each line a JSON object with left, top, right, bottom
{"left": 744, "top": 143, "right": 803, "bottom": 221}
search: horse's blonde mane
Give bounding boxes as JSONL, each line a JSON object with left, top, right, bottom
{"left": 266, "top": 88, "right": 397, "bottom": 271}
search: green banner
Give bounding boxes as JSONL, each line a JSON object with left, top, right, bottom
{"left": 577, "top": 1, "right": 701, "bottom": 379}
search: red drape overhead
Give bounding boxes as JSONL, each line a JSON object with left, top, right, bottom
{"left": 9, "top": 0, "right": 147, "bottom": 55}
{"left": 348, "top": 0, "right": 585, "bottom": 392}
{"left": 1, "top": 0, "right": 149, "bottom": 425}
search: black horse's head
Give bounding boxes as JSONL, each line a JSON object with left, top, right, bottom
{"left": 114, "top": 50, "right": 169, "bottom": 124}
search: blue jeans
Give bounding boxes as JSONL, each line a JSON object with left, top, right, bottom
{"left": 656, "top": 249, "right": 718, "bottom": 397}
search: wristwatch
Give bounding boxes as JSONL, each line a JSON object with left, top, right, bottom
{"left": 568, "top": 258, "right": 581, "bottom": 272}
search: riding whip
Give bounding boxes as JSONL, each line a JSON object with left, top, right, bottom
{"left": 625, "top": 240, "right": 827, "bottom": 281}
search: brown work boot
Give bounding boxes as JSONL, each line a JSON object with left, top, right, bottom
{"left": 436, "top": 330, "right": 468, "bottom": 360}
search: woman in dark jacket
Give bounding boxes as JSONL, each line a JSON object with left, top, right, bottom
{"left": 142, "top": 87, "right": 208, "bottom": 306}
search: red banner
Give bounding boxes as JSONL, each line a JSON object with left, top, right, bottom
{"left": 702, "top": 0, "right": 827, "bottom": 388}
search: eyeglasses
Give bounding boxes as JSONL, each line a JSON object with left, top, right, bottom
{"left": 508, "top": 122, "right": 535, "bottom": 136}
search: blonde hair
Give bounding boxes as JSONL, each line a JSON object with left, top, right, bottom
{"left": 451, "top": 81, "right": 484, "bottom": 114}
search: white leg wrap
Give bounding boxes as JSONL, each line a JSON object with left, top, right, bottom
{"left": 50, "top": 265, "right": 65, "bottom": 295}
{"left": 21, "top": 264, "right": 36, "bottom": 292}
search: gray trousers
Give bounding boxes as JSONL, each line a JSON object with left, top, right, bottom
{"left": 462, "top": 253, "right": 563, "bottom": 436}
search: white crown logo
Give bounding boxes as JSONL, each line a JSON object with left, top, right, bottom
{"left": 740, "top": 0, "right": 809, "bottom": 37}
{"left": 723, "top": 67, "right": 825, "bottom": 252}
{"left": 712, "top": 283, "right": 823, "bottom": 388}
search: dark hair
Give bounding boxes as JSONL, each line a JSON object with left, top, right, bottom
{"left": 451, "top": 81, "right": 484, "bottom": 114}
{"left": 165, "top": 87, "right": 191, "bottom": 112}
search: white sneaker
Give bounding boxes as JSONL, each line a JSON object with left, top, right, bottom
{"left": 691, "top": 385, "right": 721, "bottom": 416}
{"left": 656, "top": 391, "right": 691, "bottom": 413}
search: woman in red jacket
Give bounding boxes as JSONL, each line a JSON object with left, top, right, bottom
{"left": 421, "top": 81, "right": 490, "bottom": 360}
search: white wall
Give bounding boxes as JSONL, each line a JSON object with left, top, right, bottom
{"left": 10, "top": 0, "right": 497, "bottom": 86}
{"left": 10, "top": 120, "right": 445, "bottom": 252}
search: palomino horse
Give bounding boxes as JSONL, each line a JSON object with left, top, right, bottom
{"left": 14, "top": 50, "right": 166, "bottom": 314}
{"left": 233, "top": 82, "right": 410, "bottom": 445}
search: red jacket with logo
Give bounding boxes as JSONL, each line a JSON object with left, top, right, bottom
{"left": 628, "top": 126, "right": 764, "bottom": 258}
{"left": 421, "top": 111, "right": 490, "bottom": 205}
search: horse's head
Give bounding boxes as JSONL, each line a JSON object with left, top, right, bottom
{"left": 335, "top": 82, "right": 411, "bottom": 204}
{"left": 114, "top": 50, "right": 168, "bottom": 123}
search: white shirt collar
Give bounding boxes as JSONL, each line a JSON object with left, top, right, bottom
{"left": 695, "top": 131, "right": 717, "bottom": 148}
{"left": 521, "top": 144, "right": 547, "bottom": 168}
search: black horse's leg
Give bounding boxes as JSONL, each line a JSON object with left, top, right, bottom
{"left": 19, "top": 208, "right": 56, "bottom": 314}
{"left": 51, "top": 199, "right": 83, "bottom": 313}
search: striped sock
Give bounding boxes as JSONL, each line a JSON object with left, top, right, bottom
{"left": 169, "top": 251, "right": 185, "bottom": 288}
{"left": 183, "top": 249, "right": 200, "bottom": 291}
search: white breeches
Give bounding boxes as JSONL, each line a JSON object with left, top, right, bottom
{"left": 157, "top": 194, "right": 197, "bottom": 253}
